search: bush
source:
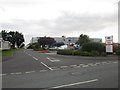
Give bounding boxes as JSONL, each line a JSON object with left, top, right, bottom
{"left": 80, "top": 51, "right": 90, "bottom": 56}
{"left": 90, "top": 51, "right": 100, "bottom": 56}
{"left": 72, "top": 50, "right": 81, "bottom": 55}
{"left": 115, "top": 44, "right": 120, "bottom": 55}
{"left": 57, "top": 50, "right": 73, "bottom": 55}
{"left": 33, "top": 48, "right": 44, "bottom": 51}
{"left": 81, "top": 42, "right": 104, "bottom": 54}
{"left": 101, "top": 52, "right": 107, "bottom": 56}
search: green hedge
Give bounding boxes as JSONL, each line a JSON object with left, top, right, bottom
{"left": 81, "top": 42, "right": 104, "bottom": 54}
{"left": 115, "top": 45, "right": 120, "bottom": 55}
{"left": 57, "top": 49, "right": 105, "bottom": 56}
{"left": 57, "top": 50, "right": 73, "bottom": 55}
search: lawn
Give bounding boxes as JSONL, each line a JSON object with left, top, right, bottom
{"left": 2, "top": 49, "right": 20, "bottom": 57}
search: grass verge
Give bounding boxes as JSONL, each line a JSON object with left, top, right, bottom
{"left": 1, "top": 49, "right": 20, "bottom": 57}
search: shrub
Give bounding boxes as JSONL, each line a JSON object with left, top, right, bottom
{"left": 90, "top": 51, "right": 100, "bottom": 56}
{"left": 116, "top": 44, "right": 120, "bottom": 55}
{"left": 80, "top": 51, "right": 90, "bottom": 56}
{"left": 33, "top": 48, "right": 44, "bottom": 51}
{"left": 57, "top": 50, "right": 73, "bottom": 55}
{"left": 101, "top": 52, "right": 107, "bottom": 56}
{"left": 72, "top": 50, "right": 81, "bottom": 55}
{"left": 81, "top": 42, "right": 104, "bottom": 53}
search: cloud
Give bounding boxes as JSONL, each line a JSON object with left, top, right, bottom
{"left": 39, "top": 12, "right": 117, "bottom": 35}
{"left": 0, "top": 0, "right": 41, "bottom": 6}
{"left": 0, "top": 11, "right": 117, "bottom": 44}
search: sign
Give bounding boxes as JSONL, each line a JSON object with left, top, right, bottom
{"left": 105, "top": 36, "right": 113, "bottom": 53}
{"left": 106, "top": 45, "right": 113, "bottom": 53}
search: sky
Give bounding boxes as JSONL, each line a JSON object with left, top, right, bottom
{"left": 0, "top": 0, "right": 119, "bottom": 44}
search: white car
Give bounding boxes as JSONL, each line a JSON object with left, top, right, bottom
{"left": 58, "top": 45, "right": 68, "bottom": 50}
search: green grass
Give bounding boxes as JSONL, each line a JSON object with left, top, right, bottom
{"left": 2, "top": 49, "right": 20, "bottom": 57}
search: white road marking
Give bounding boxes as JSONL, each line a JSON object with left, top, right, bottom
{"left": 60, "top": 66, "right": 68, "bottom": 68}
{"left": 28, "top": 54, "right": 32, "bottom": 56}
{"left": 74, "top": 66, "right": 81, "bottom": 68}
{"left": 87, "top": 63, "right": 96, "bottom": 66}
{"left": 102, "top": 62, "right": 108, "bottom": 64}
{"left": 52, "top": 67, "right": 60, "bottom": 70}
{"left": 0, "top": 74, "right": 7, "bottom": 76}
{"left": 70, "top": 65, "right": 77, "bottom": 67}
{"left": 25, "top": 71, "right": 35, "bottom": 74}
{"left": 10, "top": 72, "right": 22, "bottom": 75}
{"left": 39, "top": 70, "right": 47, "bottom": 72}
{"left": 79, "top": 64, "right": 85, "bottom": 66}
{"left": 87, "top": 63, "right": 93, "bottom": 65}
{"left": 46, "top": 57, "right": 60, "bottom": 62}
{"left": 112, "top": 61, "right": 118, "bottom": 63}
{"left": 33, "top": 57, "right": 38, "bottom": 60}
{"left": 82, "top": 65, "right": 89, "bottom": 67}
{"left": 41, "top": 62, "right": 53, "bottom": 71}
{"left": 51, "top": 60, "right": 60, "bottom": 62}
{"left": 51, "top": 79, "right": 98, "bottom": 88}
{"left": 94, "top": 62, "right": 101, "bottom": 65}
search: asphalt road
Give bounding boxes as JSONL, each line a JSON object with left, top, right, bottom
{"left": 2, "top": 49, "right": 118, "bottom": 88}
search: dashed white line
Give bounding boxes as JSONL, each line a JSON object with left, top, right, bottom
{"left": 70, "top": 65, "right": 77, "bottom": 67}
{"left": 51, "top": 79, "right": 99, "bottom": 88}
{"left": 0, "top": 74, "right": 7, "bottom": 76}
{"left": 112, "top": 61, "right": 118, "bottom": 63}
{"left": 52, "top": 67, "right": 60, "bottom": 70}
{"left": 101, "top": 62, "right": 108, "bottom": 65}
{"left": 41, "top": 62, "right": 53, "bottom": 71}
{"left": 39, "top": 70, "right": 47, "bottom": 72}
{"left": 79, "top": 64, "right": 85, "bottom": 66}
{"left": 25, "top": 71, "right": 35, "bottom": 74}
{"left": 60, "top": 66, "right": 68, "bottom": 68}
{"left": 82, "top": 65, "right": 89, "bottom": 67}
{"left": 10, "top": 72, "right": 22, "bottom": 75}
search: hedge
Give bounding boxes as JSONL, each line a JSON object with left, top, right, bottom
{"left": 57, "top": 50, "right": 105, "bottom": 56}
{"left": 115, "top": 45, "right": 120, "bottom": 55}
{"left": 81, "top": 42, "right": 104, "bottom": 54}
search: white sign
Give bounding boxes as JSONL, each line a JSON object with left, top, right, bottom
{"left": 105, "top": 36, "right": 113, "bottom": 45}
{"left": 105, "top": 36, "right": 113, "bottom": 53}
{"left": 106, "top": 45, "right": 113, "bottom": 53}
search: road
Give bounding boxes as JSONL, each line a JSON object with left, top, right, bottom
{"left": 2, "top": 49, "right": 118, "bottom": 88}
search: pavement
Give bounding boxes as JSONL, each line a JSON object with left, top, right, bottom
{"left": 2, "top": 49, "right": 118, "bottom": 88}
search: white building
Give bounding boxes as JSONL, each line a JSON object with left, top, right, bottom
{"left": 0, "top": 34, "right": 11, "bottom": 50}
{"left": 0, "top": 38, "right": 11, "bottom": 50}
{"left": 30, "top": 37, "right": 102, "bottom": 45}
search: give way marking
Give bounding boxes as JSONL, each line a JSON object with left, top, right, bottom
{"left": 46, "top": 57, "right": 60, "bottom": 62}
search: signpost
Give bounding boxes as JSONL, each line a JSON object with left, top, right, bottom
{"left": 105, "top": 36, "right": 113, "bottom": 54}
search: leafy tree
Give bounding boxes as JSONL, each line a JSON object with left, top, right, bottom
{"left": 1, "top": 30, "right": 8, "bottom": 41}
{"left": 8, "top": 31, "right": 16, "bottom": 48}
{"left": 38, "top": 37, "right": 56, "bottom": 48}
{"left": 1, "top": 30, "right": 25, "bottom": 48}
{"left": 76, "top": 34, "right": 90, "bottom": 46}
{"left": 15, "top": 31, "right": 24, "bottom": 48}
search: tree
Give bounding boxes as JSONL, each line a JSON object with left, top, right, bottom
{"left": 1, "top": 30, "right": 8, "bottom": 41}
{"left": 8, "top": 31, "right": 16, "bottom": 48}
{"left": 76, "top": 34, "right": 90, "bottom": 46}
{"left": 38, "top": 37, "right": 56, "bottom": 48}
{"left": 15, "top": 31, "right": 25, "bottom": 48}
{"left": 1, "top": 30, "right": 25, "bottom": 48}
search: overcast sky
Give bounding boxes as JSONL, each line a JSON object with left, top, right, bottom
{"left": 0, "top": 0, "right": 119, "bottom": 44}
